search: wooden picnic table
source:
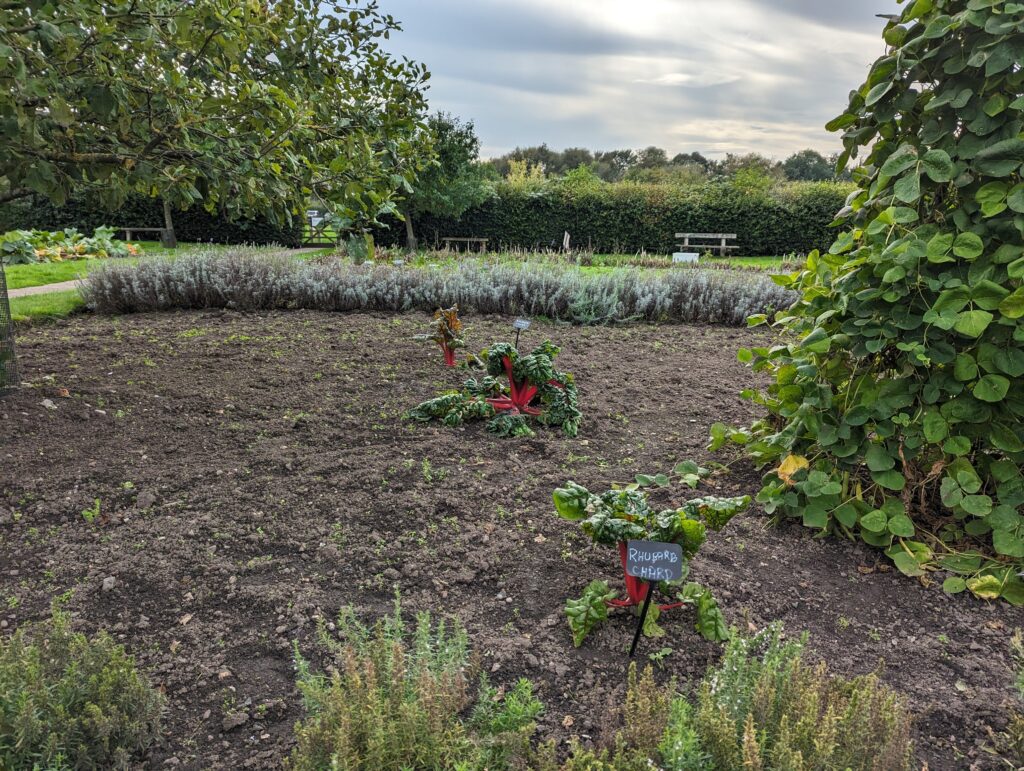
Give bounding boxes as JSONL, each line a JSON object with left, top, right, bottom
{"left": 118, "top": 227, "right": 175, "bottom": 248}
{"left": 441, "top": 237, "right": 488, "bottom": 253}
{"left": 675, "top": 232, "right": 738, "bottom": 255}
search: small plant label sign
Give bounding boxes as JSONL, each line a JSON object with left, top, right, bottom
{"left": 512, "top": 318, "right": 531, "bottom": 331}
{"left": 625, "top": 540, "right": 684, "bottom": 582}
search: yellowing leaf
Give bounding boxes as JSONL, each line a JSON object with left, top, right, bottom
{"left": 776, "top": 454, "right": 809, "bottom": 485}
{"left": 966, "top": 575, "right": 1001, "bottom": 600}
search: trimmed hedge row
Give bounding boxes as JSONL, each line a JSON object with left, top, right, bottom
{"left": 1, "top": 180, "right": 850, "bottom": 255}
{"left": 378, "top": 181, "right": 853, "bottom": 256}
{"left": 0, "top": 196, "right": 302, "bottom": 246}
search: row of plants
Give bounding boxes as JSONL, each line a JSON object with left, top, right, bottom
{"left": 371, "top": 179, "right": 853, "bottom": 256}
{"left": 0, "top": 598, "right": 924, "bottom": 770}
{"left": 290, "top": 600, "right": 919, "bottom": 770}
{"left": 12, "top": 527, "right": 1024, "bottom": 769}
{"left": 82, "top": 248, "right": 795, "bottom": 326}
{"left": 0, "top": 227, "right": 140, "bottom": 265}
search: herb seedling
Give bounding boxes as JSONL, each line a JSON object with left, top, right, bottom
{"left": 81, "top": 498, "right": 101, "bottom": 524}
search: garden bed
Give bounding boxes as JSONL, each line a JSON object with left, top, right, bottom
{"left": 0, "top": 310, "right": 1018, "bottom": 769}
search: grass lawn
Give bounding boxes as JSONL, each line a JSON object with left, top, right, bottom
{"left": 3, "top": 241, "right": 269, "bottom": 291}
{"left": 9, "top": 289, "right": 85, "bottom": 323}
{"left": 719, "top": 256, "right": 791, "bottom": 268}
{"left": 4, "top": 258, "right": 139, "bottom": 290}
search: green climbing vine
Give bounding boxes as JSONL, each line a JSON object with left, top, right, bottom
{"left": 736, "top": 0, "right": 1024, "bottom": 604}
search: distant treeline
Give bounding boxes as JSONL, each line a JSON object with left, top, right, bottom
{"left": 485, "top": 145, "right": 847, "bottom": 184}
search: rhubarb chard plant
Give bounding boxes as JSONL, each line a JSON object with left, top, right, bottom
{"left": 415, "top": 305, "right": 465, "bottom": 367}
{"left": 406, "top": 341, "right": 582, "bottom": 437}
{"left": 554, "top": 480, "right": 750, "bottom": 646}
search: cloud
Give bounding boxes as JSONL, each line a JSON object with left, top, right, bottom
{"left": 380, "top": 0, "right": 900, "bottom": 158}
{"left": 638, "top": 70, "right": 743, "bottom": 89}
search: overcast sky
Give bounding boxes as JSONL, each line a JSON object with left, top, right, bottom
{"left": 380, "top": 0, "right": 901, "bottom": 160}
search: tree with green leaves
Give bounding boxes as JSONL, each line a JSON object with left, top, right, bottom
{"left": 402, "top": 113, "right": 489, "bottom": 251}
{"left": 782, "top": 149, "right": 834, "bottom": 181}
{"left": 0, "top": 0, "right": 430, "bottom": 241}
{"left": 737, "top": 0, "right": 1024, "bottom": 603}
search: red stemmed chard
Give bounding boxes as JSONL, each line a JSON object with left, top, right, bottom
{"left": 406, "top": 340, "right": 582, "bottom": 438}
{"left": 416, "top": 305, "right": 464, "bottom": 367}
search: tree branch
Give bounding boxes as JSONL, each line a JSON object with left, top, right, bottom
{"left": 0, "top": 188, "right": 33, "bottom": 205}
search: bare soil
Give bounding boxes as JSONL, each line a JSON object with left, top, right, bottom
{"left": 1, "top": 310, "right": 1021, "bottom": 770}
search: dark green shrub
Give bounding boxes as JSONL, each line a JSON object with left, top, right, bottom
{"left": 0, "top": 607, "right": 165, "bottom": 770}
{"left": 290, "top": 600, "right": 543, "bottom": 771}
{"left": 0, "top": 195, "right": 302, "bottom": 246}
{"left": 732, "top": 0, "right": 1024, "bottom": 602}
{"left": 373, "top": 180, "right": 851, "bottom": 256}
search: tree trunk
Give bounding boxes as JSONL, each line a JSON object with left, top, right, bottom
{"left": 404, "top": 212, "right": 417, "bottom": 253}
{"left": 161, "top": 198, "right": 178, "bottom": 249}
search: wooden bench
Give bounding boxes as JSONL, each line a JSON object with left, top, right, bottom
{"left": 441, "top": 237, "right": 488, "bottom": 253}
{"left": 118, "top": 227, "right": 175, "bottom": 248}
{"left": 675, "top": 232, "right": 738, "bottom": 256}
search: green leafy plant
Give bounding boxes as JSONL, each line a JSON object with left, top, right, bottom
{"left": 81, "top": 498, "right": 101, "bottom": 524}
{"left": 467, "top": 676, "right": 544, "bottom": 771}
{"left": 0, "top": 227, "right": 139, "bottom": 265}
{"left": 407, "top": 340, "right": 582, "bottom": 437}
{"left": 634, "top": 460, "right": 711, "bottom": 490}
{"left": 565, "top": 580, "right": 616, "bottom": 647}
{"left": 0, "top": 604, "right": 165, "bottom": 770}
{"left": 733, "top": 0, "right": 1024, "bottom": 603}
{"left": 415, "top": 305, "right": 466, "bottom": 366}
{"left": 554, "top": 480, "right": 749, "bottom": 644}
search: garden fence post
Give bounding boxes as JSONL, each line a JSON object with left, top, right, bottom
{"left": 0, "top": 263, "right": 18, "bottom": 394}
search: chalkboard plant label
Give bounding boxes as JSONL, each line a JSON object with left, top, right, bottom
{"left": 512, "top": 318, "right": 531, "bottom": 331}
{"left": 553, "top": 479, "right": 749, "bottom": 646}
{"left": 626, "top": 540, "right": 684, "bottom": 582}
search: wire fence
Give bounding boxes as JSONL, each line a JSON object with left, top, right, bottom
{"left": 0, "top": 265, "right": 19, "bottom": 393}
